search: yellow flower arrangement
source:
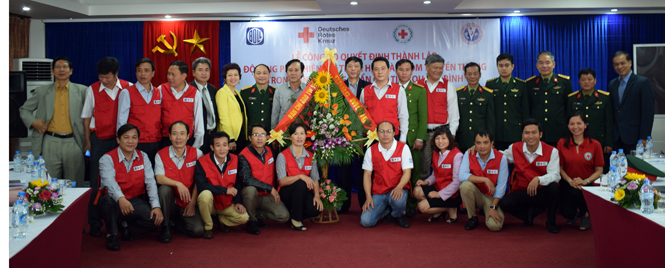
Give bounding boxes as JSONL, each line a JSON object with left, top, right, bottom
{"left": 614, "top": 189, "right": 625, "bottom": 201}
{"left": 30, "top": 179, "right": 50, "bottom": 188}
{"left": 314, "top": 71, "right": 332, "bottom": 89}
{"left": 314, "top": 88, "right": 329, "bottom": 104}
{"left": 624, "top": 172, "right": 646, "bottom": 180}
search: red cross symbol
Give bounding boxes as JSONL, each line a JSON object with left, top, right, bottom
{"left": 397, "top": 29, "right": 409, "bottom": 39}
{"left": 298, "top": 27, "right": 315, "bottom": 43}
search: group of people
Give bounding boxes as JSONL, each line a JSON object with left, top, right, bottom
{"left": 18, "top": 49, "right": 654, "bottom": 251}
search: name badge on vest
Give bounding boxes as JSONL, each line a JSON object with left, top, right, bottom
{"left": 267, "top": 157, "right": 274, "bottom": 164}
{"left": 304, "top": 165, "right": 312, "bottom": 170}
{"left": 436, "top": 88, "right": 446, "bottom": 93}
{"left": 487, "top": 169, "right": 498, "bottom": 174}
{"left": 385, "top": 94, "right": 397, "bottom": 99}
{"left": 183, "top": 98, "right": 194, "bottom": 103}
{"left": 390, "top": 157, "right": 402, "bottom": 162}
{"left": 153, "top": 100, "right": 161, "bottom": 105}
{"left": 186, "top": 161, "right": 196, "bottom": 168}
{"left": 133, "top": 165, "right": 145, "bottom": 171}
{"left": 441, "top": 164, "right": 452, "bottom": 169}
{"left": 536, "top": 161, "right": 548, "bottom": 166}
{"left": 228, "top": 169, "right": 237, "bottom": 175}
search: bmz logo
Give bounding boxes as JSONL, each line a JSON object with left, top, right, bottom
{"left": 461, "top": 23, "right": 482, "bottom": 45}
{"left": 246, "top": 27, "right": 264, "bottom": 45}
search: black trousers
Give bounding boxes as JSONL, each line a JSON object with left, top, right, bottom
{"left": 499, "top": 183, "right": 560, "bottom": 225}
{"left": 560, "top": 181, "right": 589, "bottom": 219}
{"left": 137, "top": 141, "right": 161, "bottom": 168}
{"left": 158, "top": 185, "right": 204, "bottom": 238}
{"left": 87, "top": 133, "right": 118, "bottom": 228}
{"left": 614, "top": 137, "right": 637, "bottom": 155}
{"left": 201, "top": 130, "right": 216, "bottom": 155}
{"left": 337, "top": 155, "right": 366, "bottom": 212}
{"left": 279, "top": 180, "right": 321, "bottom": 221}
{"left": 99, "top": 195, "right": 157, "bottom": 236}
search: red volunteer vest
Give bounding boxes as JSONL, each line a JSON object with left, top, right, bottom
{"left": 157, "top": 146, "right": 198, "bottom": 208}
{"left": 106, "top": 148, "right": 146, "bottom": 200}
{"left": 363, "top": 83, "right": 401, "bottom": 135}
{"left": 92, "top": 79, "right": 131, "bottom": 139}
{"left": 239, "top": 147, "right": 276, "bottom": 196}
{"left": 198, "top": 153, "right": 238, "bottom": 210}
{"left": 418, "top": 78, "right": 449, "bottom": 125}
{"left": 370, "top": 142, "right": 410, "bottom": 195}
{"left": 432, "top": 147, "right": 461, "bottom": 198}
{"left": 468, "top": 148, "right": 503, "bottom": 196}
{"left": 282, "top": 148, "right": 313, "bottom": 177}
{"left": 160, "top": 83, "right": 196, "bottom": 138}
{"left": 511, "top": 141, "right": 552, "bottom": 192}
{"left": 126, "top": 85, "right": 162, "bottom": 143}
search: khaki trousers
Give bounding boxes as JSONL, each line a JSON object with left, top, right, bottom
{"left": 198, "top": 190, "right": 249, "bottom": 230}
{"left": 459, "top": 181, "right": 504, "bottom": 232}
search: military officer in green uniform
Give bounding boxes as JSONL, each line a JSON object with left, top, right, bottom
{"left": 396, "top": 59, "right": 428, "bottom": 218}
{"left": 457, "top": 62, "right": 495, "bottom": 152}
{"left": 241, "top": 64, "right": 275, "bottom": 128}
{"left": 526, "top": 51, "right": 573, "bottom": 147}
{"left": 484, "top": 53, "right": 530, "bottom": 150}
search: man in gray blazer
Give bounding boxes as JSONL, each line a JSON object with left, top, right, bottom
{"left": 19, "top": 56, "right": 87, "bottom": 185}
{"left": 608, "top": 51, "right": 655, "bottom": 152}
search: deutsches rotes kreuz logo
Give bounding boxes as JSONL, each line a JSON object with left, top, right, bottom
{"left": 461, "top": 23, "right": 482, "bottom": 45}
{"left": 393, "top": 25, "right": 413, "bottom": 44}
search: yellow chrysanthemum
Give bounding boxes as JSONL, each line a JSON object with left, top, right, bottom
{"left": 625, "top": 172, "right": 646, "bottom": 180}
{"left": 615, "top": 189, "right": 625, "bottom": 201}
{"left": 30, "top": 179, "right": 49, "bottom": 188}
{"left": 314, "top": 71, "right": 332, "bottom": 89}
{"left": 314, "top": 89, "right": 329, "bottom": 104}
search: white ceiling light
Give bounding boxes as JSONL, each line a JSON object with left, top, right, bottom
{"left": 164, "top": 15, "right": 172, "bottom": 19}
{"left": 259, "top": 14, "right": 265, "bottom": 17}
{"left": 350, "top": 1, "right": 358, "bottom": 5}
{"left": 462, "top": 14, "right": 472, "bottom": 16}
{"left": 23, "top": 7, "right": 31, "bottom": 11}
{"left": 611, "top": 9, "right": 618, "bottom": 12}
{"left": 514, "top": 10, "right": 520, "bottom": 13}
{"left": 423, "top": 1, "right": 431, "bottom": 4}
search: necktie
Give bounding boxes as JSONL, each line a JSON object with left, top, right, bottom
{"left": 618, "top": 80, "right": 626, "bottom": 102}
{"left": 201, "top": 87, "right": 215, "bottom": 129}
{"left": 469, "top": 88, "right": 475, "bottom": 96}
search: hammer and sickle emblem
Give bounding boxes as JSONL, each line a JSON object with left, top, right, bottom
{"left": 151, "top": 31, "right": 178, "bottom": 57}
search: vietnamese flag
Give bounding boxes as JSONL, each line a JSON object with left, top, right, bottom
{"left": 143, "top": 21, "right": 220, "bottom": 88}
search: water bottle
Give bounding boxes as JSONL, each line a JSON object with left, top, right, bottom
{"left": 31, "top": 161, "right": 39, "bottom": 179}
{"left": 645, "top": 136, "right": 653, "bottom": 159}
{"left": 608, "top": 167, "right": 617, "bottom": 193}
{"left": 609, "top": 151, "right": 618, "bottom": 171}
{"left": 25, "top": 152, "right": 35, "bottom": 174}
{"left": 38, "top": 156, "right": 46, "bottom": 178}
{"left": 12, "top": 200, "right": 28, "bottom": 239}
{"left": 50, "top": 178, "right": 60, "bottom": 192}
{"left": 13, "top": 151, "right": 22, "bottom": 172}
{"left": 617, "top": 149, "right": 627, "bottom": 177}
{"left": 640, "top": 179, "right": 655, "bottom": 214}
{"left": 636, "top": 141, "right": 644, "bottom": 159}
{"left": 600, "top": 172, "right": 609, "bottom": 192}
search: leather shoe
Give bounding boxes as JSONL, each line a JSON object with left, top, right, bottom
{"left": 218, "top": 223, "right": 230, "bottom": 233}
{"left": 382, "top": 214, "right": 393, "bottom": 223}
{"left": 547, "top": 222, "right": 560, "bottom": 234}
{"left": 119, "top": 225, "right": 133, "bottom": 241}
{"left": 405, "top": 207, "right": 417, "bottom": 218}
{"left": 465, "top": 216, "right": 479, "bottom": 230}
{"left": 394, "top": 216, "right": 410, "bottom": 228}
{"left": 246, "top": 221, "right": 260, "bottom": 235}
{"left": 89, "top": 225, "right": 102, "bottom": 238}
{"left": 159, "top": 226, "right": 172, "bottom": 243}
{"left": 202, "top": 230, "right": 214, "bottom": 239}
{"left": 522, "top": 207, "right": 535, "bottom": 227}
{"left": 106, "top": 234, "right": 120, "bottom": 251}
{"left": 256, "top": 218, "right": 267, "bottom": 228}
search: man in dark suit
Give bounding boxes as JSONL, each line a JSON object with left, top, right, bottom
{"left": 190, "top": 57, "right": 218, "bottom": 155}
{"left": 343, "top": 56, "right": 372, "bottom": 98}
{"left": 608, "top": 51, "right": 655, "bottom": 153}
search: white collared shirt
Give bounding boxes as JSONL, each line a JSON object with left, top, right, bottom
{"left": 501, "top": 142, "right": 561, "bottom": 185}
{"left": 194, "top": 80, "right": 217, "bottom": 130}
{"left": 359, "top": 82, "right": 410, "bottom": 143}
{"left": 81, "top": 78, "right": 133, "bottom": 129}
{"left": 157, "top": 83, "right": 205, "bottom": 149}
{"left": 362, "top": 139, "right": 413, "bottom": 171}
{"left": 116, "top": 82, "right": 161, "bottom": 131}
{"left": 424, "top": 77, "right": 459, "bottom": 133}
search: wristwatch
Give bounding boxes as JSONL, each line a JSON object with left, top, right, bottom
{"left": 489, "top": 205, "right": 498, "bottom": 210}
{"left": 586, "top": 179, "right": 590, "bottom": 185}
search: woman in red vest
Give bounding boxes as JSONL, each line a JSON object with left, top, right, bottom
{"left": 557, "top": 111, "right": 604, "bottom": 231}
{"left": 413, "top": 126, "right": 463, "bottom": 223}
{"left": 215, "top": 63, "right": 248, "bottom": 155}
{"left": 276, "top": 123, "right": 323, "bottom": 231}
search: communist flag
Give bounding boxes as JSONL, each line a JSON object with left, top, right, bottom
{"left": 143, "top": 21, "right": 220, "bottom": 88}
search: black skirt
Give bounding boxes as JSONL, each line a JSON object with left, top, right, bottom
{"left": 422, "top": 185, "right": 462, "bottom": 208}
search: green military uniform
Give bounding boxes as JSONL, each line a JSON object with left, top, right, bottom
{"left": 526, "top": 74, "right": 573, "bottom": 145}
{"left": 240, "top": 84, "right": 275, "bottom": 129}
{"left": 456, "top": 85, "right": 495, "bottom": 151}
{"left": 403, "top": 81, "right": 428, "bottom": 209}
{"left": 567, "top": 89, "right": 614, "bottom": 149}
{"left": 484, "top": 76, "right": 529, "bottom": 150}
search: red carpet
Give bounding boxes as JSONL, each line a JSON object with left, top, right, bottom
{"left": 80, "top": 194, "right": 595, "bottom": 267}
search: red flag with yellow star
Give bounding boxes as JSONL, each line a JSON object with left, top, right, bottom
{"left": 143, "top": 21, "right": 219, "bottom": 87}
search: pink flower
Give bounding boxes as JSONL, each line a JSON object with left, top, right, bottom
{"left": 320, "top": 193, "right": 326, "bottom": 198}
{"left": 319, "top": 188, "right": 323, "bottom": 193}
{"left": 325, "top": 185, "right": 330, "bottom": 190}
{"left": 333, "top": 186, "right": 336, "bottom": 190}
{"left": 325, "top": 180, "right": 331, "bottom": 184}
{"left": 333, "top": 192, "right": 337, "bottom": 196}
{"left": 328, "top": 196, "right": 335, "bottom": 202}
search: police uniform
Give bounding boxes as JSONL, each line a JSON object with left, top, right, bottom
{"left": 526, "top": 74, "right": 573, "bottom": 146}
{"left": 456, "top": 85, "right": 495, "bottom": 151}
{"left": 567, "top": 89, "right": 613, "bottom": 149}
{"left": 403, "top": 81, "right": 428, "bottom": 210}
{"left": 241, "top": 84, "right": 275, "bottom": 129}
{"left": 484, "top": 76, "right": 529, "bottom": 150}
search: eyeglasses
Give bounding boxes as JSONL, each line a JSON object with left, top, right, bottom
{"left": 378, "top": 129, "right": 394, "bottom": 134}
{"left": 251, "top": 133, "right": 267, "bottom": 137}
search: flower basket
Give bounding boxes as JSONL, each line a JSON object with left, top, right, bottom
{"left": 611, "top": 172, "right": 660, "bottom": 209}
{"left": 23, "top": 179, "right": 64, "bottom": 216}
{"left": 312, "top": 179, "right": 348, "bottom": 223}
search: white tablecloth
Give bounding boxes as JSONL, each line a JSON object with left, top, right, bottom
{"left": 583, "top": 180, "right": 665, "bottom": 228}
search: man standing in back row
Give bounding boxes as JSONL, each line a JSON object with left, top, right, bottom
{"left": 190, "top": 57, "right": 218, "bottom": 154}
{"left": 158, "top": 61, "right": 204, "bottom": 149}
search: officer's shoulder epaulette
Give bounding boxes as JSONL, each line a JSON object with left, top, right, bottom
{"left": 568, "top": 91, "right": 578, "bottom": 97}
{"left": 412, "top": 82, "right": 425, "bottom": 88}
{"left": 486, "top": 77, "right": 499, "bottom": 83}
{"left": 525, "top": 76, "right": 537, "bottom": 82}
{"left": 597, "top": 89, "right": 610, "bottom": 96}
{"left": 514, "top": 77, "right": 526, "bottom": 83}
{"left": 456, "top": 86, "right": 466, "bottom": 91}
{"left": 483, "top": 87, "right": 493, "bottom": 94}
{"left": 557, "top": 74, "right": 570, "bottom": 80}
{"left": 268, "top": 85, "right": 276, "bottom": 89}
{"left": 241, "top": 85, "right": 254, "bottom": 91}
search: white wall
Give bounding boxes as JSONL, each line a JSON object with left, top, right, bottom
{"left": 652, "top": 116, "right": 665, "bottom": 154}
{"left": 29, "top": 19, "right": 45, "bottom": 58}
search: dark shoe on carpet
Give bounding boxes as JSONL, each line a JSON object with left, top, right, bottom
{"left": 290, "top": 221, "right": 307, "bottom": 231}
{"left": 159, "top": 227, "right": 172, "bottom": 243}
{"left": 547, "top": 223, "right": 560, "bottom": 234}
{"left": 459, "top": 208, "right": 467, "bottom": 214}
{"left": 106, "top": 234, "right": 120, "bottom": 251}
{"left": 465, "top": 216, "right": 479, "bottom": 230}
{"left": 256, "top": 218, "right": 267, "bottom": 228}
{"left": 522, "top": 207, "right": 535, "bottom": 227}
{"left": 202, "top": 230, "right": 214, "bottom": 239}
{"left": 428, "top": 213, "right": 444, "bottom": 222}
{"left": 246, "top": 221, "right": 260, "bottom": 235}
{"left": 89, "top": 225, "right": 102, "bottom": 237}
{"left": 478, "top": 208, "right": 485, "bottom": 216}
{"left": 566, "top": 218, "right": 576, "bottom": 226}
{"left": 218, "top": 223, "right": 230, "bottom": 233}
{"left": 120, "top": 225, "right": 133, "bottom": 241}
{"left": 394, "top": 216, "right": 410, "bottom": 228}
{"left": 382, "top": 214, "right": 393, "bottom": 223}
{"left": 406, "top": 207, "right": 417, "bottom": 218}
{"left": 446, "top": 218, "right": 458, "bottom": 224}
{"left": 579, "top": 216, "right": 591, "bottom": 231}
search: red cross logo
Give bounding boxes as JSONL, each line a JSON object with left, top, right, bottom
{"left": 298, "top": 27, "right": 315, "bottom": 43}
{"left": 397, "top": 29, "right": 409, "bottom": 39}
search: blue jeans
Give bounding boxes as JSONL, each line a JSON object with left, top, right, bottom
{"left": 360, "top": 190, "right": 408, "bottom": 227}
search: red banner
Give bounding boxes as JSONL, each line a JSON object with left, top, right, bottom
{"left": 143, "top": 21, "right": 220, "bottom": 87}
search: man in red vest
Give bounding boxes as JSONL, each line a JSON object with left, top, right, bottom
{"left": 97, "top": 124, "right": 163, "bottom": 251}
{"left": 359, "top": 57, "right": 409, "bottom": 143}
{"left": 360, "top": 121, "right": 413, "bottom": 228}
{"left": 82, "top": 57, "right": 132, "bottom": 238}
{"left": 155, "top": 122, "right": 205, "bottom": 243}
{"left": 239, "top": 124, "right": 289, "bottom": 235}
{"left": 158, "top": 61, "right": 204, "bottom": 150}
{"left": 417, "top": 54, "right": 460, "bottom": 181}
{"left": 459, "top": 129, "right": 508, "bottom": 232}
{"left": 117, "top": 58, "right": 162, "bottom": 165}
{"left": 498, "top": 118, "right": 561, "bottom": 233}
{"left": 195, "top": 131, "right": 249, "bottom": 239}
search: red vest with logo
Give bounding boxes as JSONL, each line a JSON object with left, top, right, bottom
{"left": 511, "top": 141, "right": 552, "bottom": 192}
{"left": 160, "top": 83, "right": 196, "bottom": 138}
{"left": 106, "top": 148, "right": 145, "bottom": 200}
{"left": 157, "top": 146, "right": 198, "bottom": 208}
{"left": 126, "top": 85, "right": 162, "bottom": 143}
{"left": 199, "top": 153, "right": 238, "bottom": 210}
{"left": 370, "top": 142, "right": 410, "bottom": 195}
{"left": 432, "top": 147, "right": 461, "bottom": 197}
{"left": 282, "top": 148, "right": 313, "bottom": 177}
{"left": 363, "top": 83, "right": 401, "bottom": 135}
{"left": 92, "top": 79, "right": 131, "bottom": 139}
{"left": 240, "top": 147, "right": 276, "bottom": 196}
{"left": 418, "top": 78, "right": 449, "bottom": 125}
{"left": 468, "top": 148, "right": 503, "bottom": 196}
